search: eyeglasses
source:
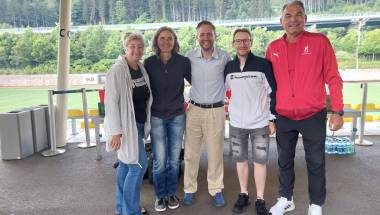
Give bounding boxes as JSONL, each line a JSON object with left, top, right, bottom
{"left": 233, "top": 39, "right": 252, "bottom": 45}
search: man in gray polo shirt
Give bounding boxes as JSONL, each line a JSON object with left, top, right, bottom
{"left": 183, "top": 20, "right": 231, "bottom": 208}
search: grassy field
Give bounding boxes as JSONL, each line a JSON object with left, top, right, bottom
{"left": 0, "top": 83, "right": 379, "bottom": 114}
{"left": 0, "top": 87, "right": 100, "bottom": 113}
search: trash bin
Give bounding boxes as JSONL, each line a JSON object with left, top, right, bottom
{"left": 36, "top": 105, "right": 51, "bottom": 147}
{"left": 0, "top": 110, "right": 34, "bottom": 160}
{"left": 22, "top": 107, "right": 49, "bottom": 152}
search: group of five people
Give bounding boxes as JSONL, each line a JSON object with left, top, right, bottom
{"left": 104, "top": 1, "right": 344, "bottom": 215}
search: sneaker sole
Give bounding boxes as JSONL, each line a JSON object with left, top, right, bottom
{"left": 154, "top": 207, "right": 167, "bottom": 212}
{"left": 269, "top": 204, "right": 296, "bottom": 215}
{"left": 168, "top": 203, "right": 180, "bottom": 209}
{"left": 214, "top": 202, "right": 226, "bottom": 208}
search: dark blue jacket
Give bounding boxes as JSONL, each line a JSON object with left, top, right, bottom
{"left": 144, "top": 53, "right": 191, "bottom": 119}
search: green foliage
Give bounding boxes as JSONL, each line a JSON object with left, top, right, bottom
{"left": 176, "top": 27, "right": 197, "bottom": 55}
{"left": 31, "top": 35, "right": 56, "bottom": 65}
{"left": 336, "top": 29, "right": 358, "bottom": 53}
{"left": 91, "top": 59, "right": 116, "bottom": 72}
{"left": 1, "top": 23, "right": 380, "bottom": 74}
{"left": 251, "top": 28, "right": 282, "bottom": 57}
{"left": 112, "top": 0, "right": 128, "bottom": 24}
{"left": 0, "top": 23, "right": 12, "bottom": 29}
{"left": 0, "top": 0, "right": 379, "bottom": 28}
{"left": 216, "top": 27, "right": 234, "bottom": 54}
{"left": 10, "top": 29, "right": 36, "bottom": 67}
{"left": 0, "top": 33, "right": 16, "bottom": 67}
{"left": 70, "top": 31, "right": 86, "bottom": 61}
{"left": 326, "top": 0, "right": 380, "bottom": 14}
{"left": 104, "top": 31, "right": 123, "bottom": 59}
{"left": 83, "top": 26, "right": 107, "bottom": 62}
{"left": 360, "top": 29, "right": 380, "bottom": 56}
{"left": 134, "top": 12, "right": 153, "bottom": 24}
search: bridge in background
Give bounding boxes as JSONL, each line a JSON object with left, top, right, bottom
{"left": 1, "top": 13, "right": 380, "bottom": 34}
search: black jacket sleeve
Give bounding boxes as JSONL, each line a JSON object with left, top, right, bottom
{"left": 184, "top": 57, "right": 192, "bottom": 84}
{"left": 263, "top": 61, "right": 277, "bottom": 116}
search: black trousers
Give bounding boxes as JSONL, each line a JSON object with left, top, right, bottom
{"left": 276, "top": 109, "right": 327, "bottom": 206}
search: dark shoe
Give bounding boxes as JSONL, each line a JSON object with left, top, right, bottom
{"left": 183, "top": 193, "right": 195, "bottom": 206}
{"left": 232, "top": 193, "right": 250, "bottom": 213}
{"left": 168, "top": 195, "right": 180, "bottom": 209}
{"left": 213, "top": 192, "right": 225, "bottom": 208}
{"left": 255, "top": 199, "right": 269, "bottom": 215}
{"left": 154, "top": 198, "right": 167, "bottom": 212}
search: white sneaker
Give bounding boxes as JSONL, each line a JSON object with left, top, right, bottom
{"left": 307, "top": 204, "right": 322, "bottom": 215}
{"left": 269, "top": 197, "right": 295, "bottom": 215}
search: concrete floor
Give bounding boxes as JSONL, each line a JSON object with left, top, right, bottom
{"left": 1, "top": 135, "right": 380, "bottom": 215}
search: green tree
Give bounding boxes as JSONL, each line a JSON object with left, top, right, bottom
{"left": 360, "top": 29, "right": 380, "bottom": 57}
{"left": 336, "top": 29, "right": 358, "bottom": 53}
{"left": 0, "top": 33, "right": 16, "bottom": 67}
{"left": 112, "top": 0, "right": 127, "bottom": 23}
{"left": 176, "top": 26, "right": 196, "bottom": 54}
{"left": 83, "top": 26, "right": 107, "bottom": 62}
{"left": 104, "top": 31, "right": 123, "bottom": 59}
{"left": 70, "top": 31, "right": 86, "bottom": 61}
{"left": 31, "top": 35, "right": 56, "bottom": 65}
{"left": 10, "top": 29, "right": 36, "bottom": 67}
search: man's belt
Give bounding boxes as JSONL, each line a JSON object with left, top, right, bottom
{"left": 190, "top": 100, "right": 224, "bottom": 109}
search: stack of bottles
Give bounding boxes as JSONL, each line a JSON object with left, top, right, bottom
{"left": 325, "top": 137, "right": 355, "bottom": 155}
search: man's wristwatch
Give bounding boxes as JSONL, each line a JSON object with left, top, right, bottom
{"left": 332, "top": 110, "right": 344, "bottom": 116}
{"left": 269, "top": 119, "right": 276, "bottom": 123}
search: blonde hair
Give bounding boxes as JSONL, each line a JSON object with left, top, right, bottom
{"left": 123, "top": 32, "right": 145, "bottom": 48}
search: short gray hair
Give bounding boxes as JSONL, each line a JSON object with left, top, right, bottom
{"left": 282, "top": 0, "right": 306, "bottom": 14}
{"left": 123, "top": 32, "right": 144, "bottom": 48}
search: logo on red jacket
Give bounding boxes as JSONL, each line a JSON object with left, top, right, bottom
{"left": 302, "top": 45, "right": 311, "bottom": 55}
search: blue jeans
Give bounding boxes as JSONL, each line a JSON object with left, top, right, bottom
{"left": 151, "top": 114, "right": 185, "bottom": 198}
{"left": 115, "top": 123, "right": 147, "bottom": 215}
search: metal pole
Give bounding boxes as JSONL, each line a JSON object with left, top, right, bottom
{"left": 78, "top": 88, "right": 96, "bottom": 148}
{"left": 355, "top": 18, "right": 373, "bottom": 146}
{"left": 55, "top": 0, "right": 72, "bottom": 148}
{"left": 94, "top": 117, "right": 103, "bottom": 160}
{"left": 41, "top": 90, "right": 66, "bottom": 157}
{"left": 357, "top": 83, "right": 373, "bottom": 145}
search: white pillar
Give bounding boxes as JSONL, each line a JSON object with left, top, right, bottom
{"left": 55, "top": 0, "right": 72, "bottom": 147}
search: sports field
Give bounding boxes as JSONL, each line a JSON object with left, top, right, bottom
{"left": 0, "top": 83, "right": 379, "bottom": 114}
{"left": 0, "top": 87, "right": 100, "bottom": 113}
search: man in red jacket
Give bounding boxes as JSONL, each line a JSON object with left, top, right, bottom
{"left": 265, "top": 1, "right": 344, "bottom": 215}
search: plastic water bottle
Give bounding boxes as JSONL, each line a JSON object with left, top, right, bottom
{"left": 334, "top": 138, "right": 343, "bottom": 155}
{"left": 342, "top": 140, "right": 348, "bottom": 155}
{"left": 347, "top": 141, "right": 355, "bottom": 154}
{"left": 325, "top": 137, "right": 333, "bottom": 154}
{"left": 325, "top": 138, "right": 330, "bottom": 154}
{"left": 331, "top": 139, "right": 337, "bottom": 154}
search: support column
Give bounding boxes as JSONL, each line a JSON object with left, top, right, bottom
{"left": 55, "top": 0, "right": 72, "bottom": 148}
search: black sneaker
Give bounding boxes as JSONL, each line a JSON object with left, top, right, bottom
{"left": 255, "top": 199, "right": 269, "bottom": 215}
{"left": 232, "top": 193, "right": 250, "bottom": 213}
{"left": 167, "top": 195, "right": 180, "bottom": 209}
{"left": 154, "top": 198, "right": 167, "bottom": 212}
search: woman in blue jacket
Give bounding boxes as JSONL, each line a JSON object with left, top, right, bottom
{"left": 144, "top": 26, "right": 191, "bottom": 212}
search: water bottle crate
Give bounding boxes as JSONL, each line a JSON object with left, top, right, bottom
{"left": 325, "top": 137, "right": 355, "bottom": 155}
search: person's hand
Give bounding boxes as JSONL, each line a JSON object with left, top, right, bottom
{"left": 184, "top": 101, "right": 190, "bottom": 112}
{"left": 329, "top": 114, "right": 344, "bottom": 131}
{"left": 269, "top": 121, "right": 276, "bottom": 135}
{"left": 110, "top": 134, "right": 122, "bottom": 150}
